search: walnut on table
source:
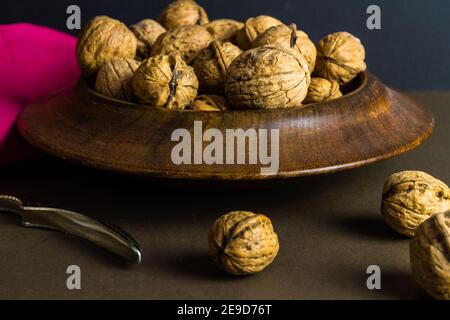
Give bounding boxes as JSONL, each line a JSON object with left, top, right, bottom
{"left": 381, "top": 171, "right": 450, "bottom": 237}
{"left": 410, "top": 211, "right": 450, "bottom": 300}
{"left": 208, "top": 211, "right": 280, "bottom": 275}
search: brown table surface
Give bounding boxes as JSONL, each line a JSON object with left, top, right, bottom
{"left": 0, "top": 92, "right": 448, "bottom": 300}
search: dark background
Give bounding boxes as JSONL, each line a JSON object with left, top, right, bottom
{"left": 1, "top": 0, "right": 450, "bottom": 90}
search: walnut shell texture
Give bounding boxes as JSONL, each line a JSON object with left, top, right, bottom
{"left": 205, "top": 19, "right": 244, "bottom": 44}
{"left": 253, "top": 23, "right": 316, "bottom": 73}
{"left": 77, "top": 16, "right": 137, "bottom": 76}
{"left": 151, "top": 25, "right": 214, "bottom": 64}
{"left": 130, "top": 19, "right": 166, "bottom": 59}
{"left": 236, "top": 15, "right": 284, "bottom": 50}
{"left": 191, "top": 94, "right": 227, "bottom": 111}
{"left": 315, "top": 31, "right": 367, "bottom": 85}
{"left": 381, "top": 171, "right": 450, "bottom": 237}
{"left": 132, "top": 53, "right": 198, "bottom": 109}
{"left": 304, "top": 77, "right": 342, "bottom": 104}
{"left": 410, "top": 211, "right": 450, "bottom": 300}
{"left": 225, "top": 46, "right": 310, "bottom": 109}
{"left": 158, "top": 0, "right": 209, "bottom": 30}
{"left": 193, "top": 41, "right": 242, "bottom": 93}
{"left": 208, "top": 211, "right": 279, "bottom": 275}
{"left": 95, "top": 57, "right": 140, "bottom": 101}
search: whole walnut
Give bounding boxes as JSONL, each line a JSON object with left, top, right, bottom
{"left": 158, "top": 0, "right": 209, "bottom": 30}
{"left": 191, "top": 94, "right": 228, "bottom": 111}
{"left": 130, "top": 19, "right": 166, "bottom": 59}
{"left": 208, "top": 211, "right": 279, "bottom": 275}
{"left": 132, "top": 53, "right": 198, "bottom": 109}
{"left": 381, "top": 171, "right": 450, "bottom": 237}
{"left": 95, "top": 57, "right": 140, "bottom": 101}
{"left": 236, "top": 15, "right": 284, "bottom": 50}
{"left": 304, "top": 77, "right": 342, "bottom": 104}
{"left": 410, "top": 211, "right": 450, "bottom": 300}
{"left": 315, "top": 32, "right": 367, "bottom": 85}
{"left": 77, "top": 16, "right": 137, "bottom": 76}
{"left": 193, "top": 41, "right": 242, "bottom": 93}
{"left": 225, "top": 46, "right": 310, "bottom": 109}
{"left": 205, "top": 19, "right": 244, "bottom": 44}
{"left": 253, "top": 23, "right": 316, "bottom": 73}
{"left": 151, "top": 25, "right": 214, "bottom": 64}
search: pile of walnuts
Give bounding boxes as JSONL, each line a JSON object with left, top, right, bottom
{"left": 76, "top": 0, "right": 367, "bottom": 111}
{"left": 381, "top": 171, "right": 450, "bottom": 300}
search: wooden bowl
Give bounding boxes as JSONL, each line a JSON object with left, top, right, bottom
{"left": 17, "top": 72, "right": 434, "bottom": 181}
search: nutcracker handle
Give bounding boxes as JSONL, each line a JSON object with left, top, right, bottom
{"left": 0, "top": 195, "right": 142, "bottom": 264}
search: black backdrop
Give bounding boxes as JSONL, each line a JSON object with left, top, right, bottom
{"left": 2, "top": 0, "right": 450, "bottom": 90}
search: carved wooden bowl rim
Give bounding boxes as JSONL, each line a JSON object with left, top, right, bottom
{"left": 17, "top": 71, "right": 434, "bottom": 181}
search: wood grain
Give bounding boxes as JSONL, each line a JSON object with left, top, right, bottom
{"left": 17, "top": 72, "right": 434, "bottom": 181}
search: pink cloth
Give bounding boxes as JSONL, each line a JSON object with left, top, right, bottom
{"left": 0, "top": 23, "right": 80, "bottom": 166}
